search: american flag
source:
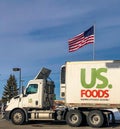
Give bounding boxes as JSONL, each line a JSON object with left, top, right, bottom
{"left": 68, "top": 26, "right": 94, "bottom": 52}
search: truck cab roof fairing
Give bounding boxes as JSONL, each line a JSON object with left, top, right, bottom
{"left": 34, "top": 67, "right": 51, "bottom": 79}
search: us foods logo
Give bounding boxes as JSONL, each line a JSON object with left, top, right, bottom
{"left": 80, "top": 68, "right": 112, "bottom": 98}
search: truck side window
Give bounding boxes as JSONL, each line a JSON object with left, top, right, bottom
{"left": 61, "top": 66, "right": 66, "bottom": 84}
{"left": 26, "top": 84, "right": 38, "bottom": 94}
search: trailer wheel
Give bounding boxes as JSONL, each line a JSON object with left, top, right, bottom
{"left": 66, "top": 110, "right": 82, "bottom": 127}
{"left": 11, "top": 109, "right": 25, "bottom": 125}
{"left": 87, "top": 110, "right": 104, "bottom": 128}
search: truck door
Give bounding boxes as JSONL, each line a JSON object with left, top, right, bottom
{"left": 22, "top": 83, "right": 41, "bottom": 108}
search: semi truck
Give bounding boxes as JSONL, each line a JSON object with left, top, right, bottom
{"left": 3, "top": 60, "right": 120, "bottom": 128}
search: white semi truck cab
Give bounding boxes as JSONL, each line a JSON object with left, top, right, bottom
{"left": 4, "top": 68, "right": 56, "bottom": 124}
{"left": 4, "top": 61, "right": 120, "bottom": 128}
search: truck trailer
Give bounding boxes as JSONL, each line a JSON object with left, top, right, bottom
{"left": 3, "top": 60, "right": 120, "bottom": 127}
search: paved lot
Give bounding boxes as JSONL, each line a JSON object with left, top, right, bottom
{"left": 1, "top": 115, "right": 120, "bottom": 129}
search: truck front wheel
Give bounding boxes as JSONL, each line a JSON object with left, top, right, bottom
{"left": 11, "top": 109, "right": 25, "bottom": 125}
{"left": 87, "top": 110, "right": 104, "bottom": 128}
{"left": 66, "top": 110, "right": 82, "bottom": 127}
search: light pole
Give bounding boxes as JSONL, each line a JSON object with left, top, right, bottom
{"left": 13, "top": 68, "right": 21, "bottom": 94}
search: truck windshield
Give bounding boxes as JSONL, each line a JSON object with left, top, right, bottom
{"left": 26, "top": 84, "right": 38, "bottom": 94}
{"left": 61, "top": 66, "right": 66, "bottom": 84}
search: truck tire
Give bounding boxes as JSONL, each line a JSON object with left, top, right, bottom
{"left": 11, "top": 109, "right": 25, "bottom": 125}
{"left": 66, "top": 110, "right": 82, "bottom": 127}
{"left": 87, "top": 110, "right": 104, "bottom": 128}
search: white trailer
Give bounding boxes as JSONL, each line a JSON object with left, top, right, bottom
{"left": 3, "top": 60, "right": 120, "bottom": 128}
{"left": 60, "top": 60, "right": 120, "bottom": 127}
{"left": 61, "top": 60, "right": 120, "bottom": 107}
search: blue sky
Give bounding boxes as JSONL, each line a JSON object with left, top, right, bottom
{"left": 0, "top": 0, "right": 120, "bottom": 99}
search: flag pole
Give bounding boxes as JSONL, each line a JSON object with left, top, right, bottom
{"left": 93, "top": 25, "right": 95, "bottom": 60}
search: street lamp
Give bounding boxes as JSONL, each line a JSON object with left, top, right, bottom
{"left": 13, "top": 68, "right": 21, "bottom": 94}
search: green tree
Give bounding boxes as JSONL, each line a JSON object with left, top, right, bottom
{"left": 2, "top": 74, "right": 18, "bottom": 103}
